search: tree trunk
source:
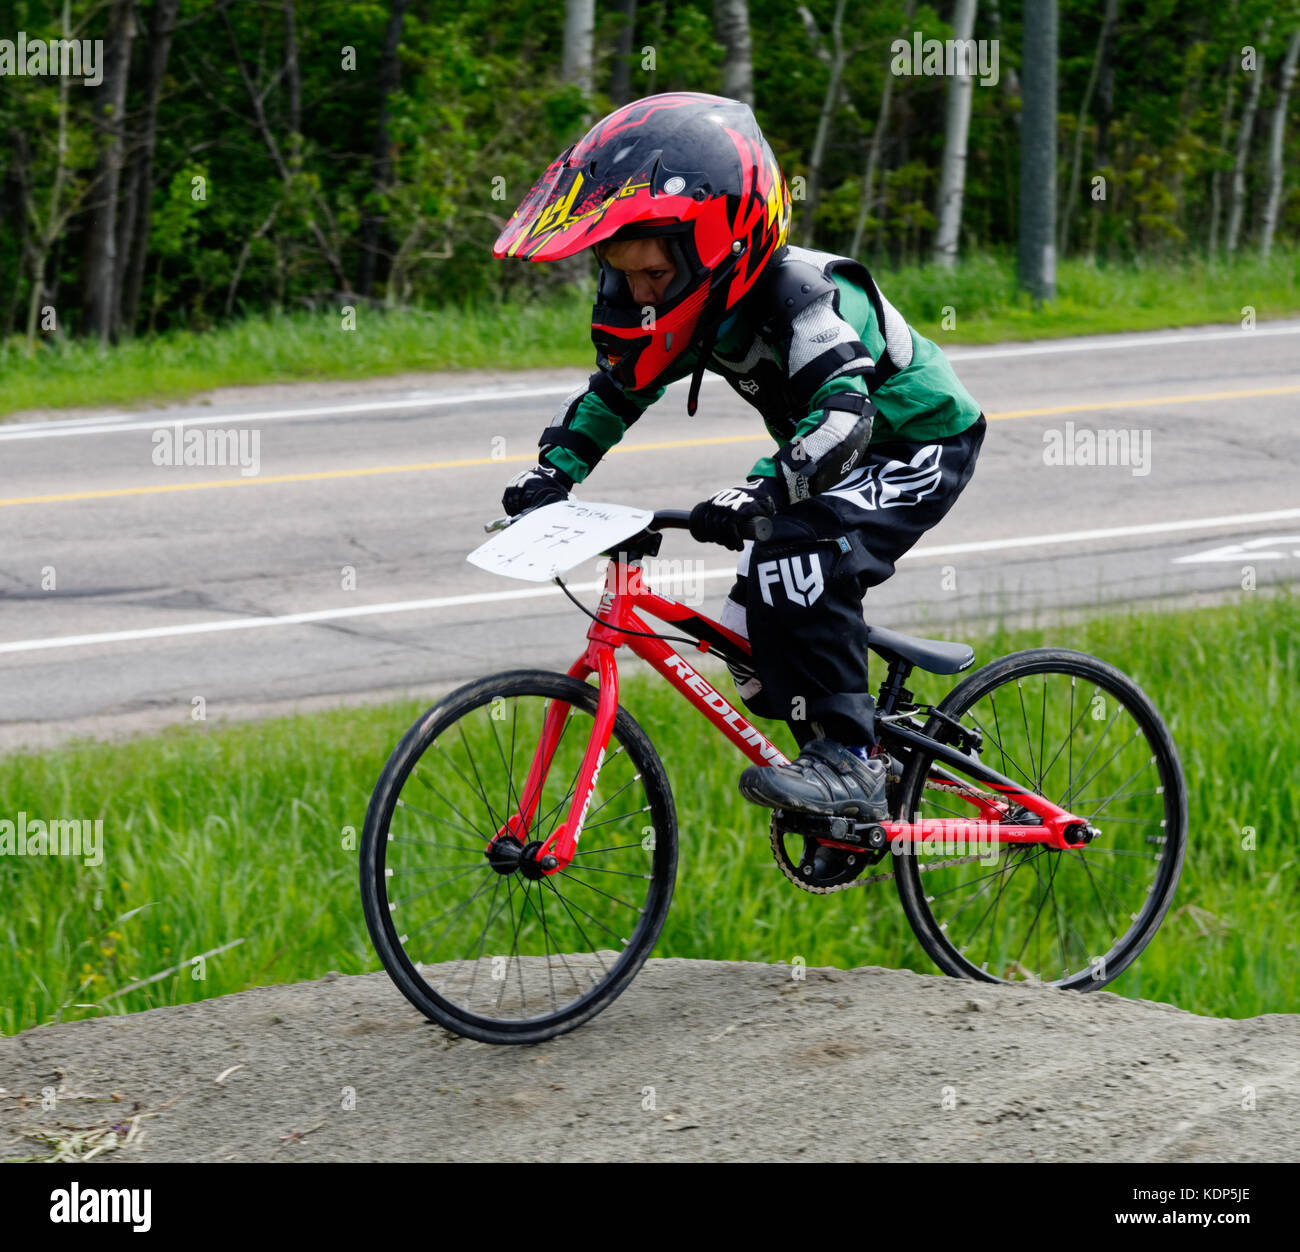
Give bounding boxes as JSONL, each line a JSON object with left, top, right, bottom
{"left": 1227, "top": 19, "right": 1272, "bottom": 254}
{"left": 1018, "top": 0, "right": 1057, "bottom": 300}
{"left": 799, "top": 0, "right": 848, "bottom": 248}
{"left": 1094, "top": 0, "right": 1119, "bottom": 167}
{"left": 715, "top": 0, "right": 753, "bottom": 106}
{"left": 82, "top": 0, "right": 137, "bottom": 344}
{"left": 358, "top": 0, "right": 410, "bottom": 297}
{"left": 562, "top": 0, "right": 594, "bottom": 96}
{"left": 1209, "top": 2, "right": 1241, "bottom": 257}
{"left": 120, "top": 0, "right": 180, "bottom": 334}
{"left": 932, "top": 0, "right": 978, "bottom": 269}
{"left": 1059, "top": 0, "right": 1118, "bottom": 257}
{"left": 1260, "top": 28, "right": 1300, "bottom": 257}
{"left": 610, "top": 0, "right": 637, "bottom": 105}
{"left": 284, "top": 1, "right": 302, "bottom": 159}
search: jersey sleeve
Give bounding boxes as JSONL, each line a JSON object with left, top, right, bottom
{"left": 536, "top": 368, "right": 665, "bottom": 484}
{"left": 536, "top": 341, "right": 709, "bottom": 483}
{"left": 746, "top": 284, "right": 878, "bottom": 499}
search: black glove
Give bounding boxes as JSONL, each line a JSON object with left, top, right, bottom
{"left": 502, "top": 463, "right": 573, "bottom": 517}
{"left": 688, "top": 478, "right": 779, "bottom": 551}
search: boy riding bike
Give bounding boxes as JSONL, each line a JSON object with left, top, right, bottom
{"left": 493, "top": 92, "right": 986, "bottom": 884}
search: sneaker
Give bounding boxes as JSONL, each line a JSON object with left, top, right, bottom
{"left": 739, "top": 739, "right": 891, "bottom": 820}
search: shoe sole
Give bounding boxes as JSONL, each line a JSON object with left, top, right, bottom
{"left": 738, "top": 774, "right": 888, "bottom": 822}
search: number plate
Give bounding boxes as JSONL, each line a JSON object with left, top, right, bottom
{"left": 466, "top": 500, "right": 655, "bottom": 582}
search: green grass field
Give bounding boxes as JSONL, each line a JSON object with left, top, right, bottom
{"left": 3, "top": 246, "right": 1297, "bottom": 418}
{"left": 2, "top": 588, "right": 1295, "bottom": 1036}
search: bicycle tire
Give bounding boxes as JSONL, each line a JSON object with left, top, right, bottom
{"left": 892, "top": 648, "right": 1187, "bottom": 990}
{"left": 360, "top": 669, "right": 678, "bottom": 1044}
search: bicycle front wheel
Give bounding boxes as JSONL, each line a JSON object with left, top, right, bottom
{"left": 893, "top": 648, "right": 1187, "bottom": 990}
{"left": 361, "top": 669, "right": 677, "bottom": 1044}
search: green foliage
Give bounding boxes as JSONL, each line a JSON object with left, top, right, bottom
{"left": 1, "top": 0, "right": 1299, "bottom": 339}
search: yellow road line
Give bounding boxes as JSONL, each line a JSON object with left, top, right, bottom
{"left": 4, "top": 384, "right": 1299, "bottom": 508}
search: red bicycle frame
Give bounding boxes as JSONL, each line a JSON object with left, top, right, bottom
{"left": 495, "top": 555, "right": 1092, "bottom": 872}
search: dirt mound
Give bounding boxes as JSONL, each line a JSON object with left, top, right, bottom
{"left": 3, "top": 960, "right": 1296, "bottom": 1162}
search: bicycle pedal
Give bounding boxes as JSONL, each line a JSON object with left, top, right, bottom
{"left": 773, "top": 811, "right": 889, "bottom": 851}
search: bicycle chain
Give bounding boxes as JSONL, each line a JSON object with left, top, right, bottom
{"left": 769, "top": 821, "right": 989, "bottom": 894}
{"left": 768, "top": 776, "right": 998, "bottom": 895}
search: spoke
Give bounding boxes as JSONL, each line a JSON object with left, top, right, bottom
{"left": 1039, "top": 675, "right": 1091, "bottom": 791}
{"left": 463, "top": 876, "right": 507, "bottom": 1008}
{"left": 1017, "top": 680, "right": 1038, "bottom": 784}
{"left": 541, "top": 876, "right": 624, "bottom": 949}
{"left": 410, "top": 769, "right": 492, "bottom": 842}
{"left": 573, "top": 840, "right": 648, "bottom": 856}
{"left": 408, "top": 875, "right": 499, "bottom": 952}
{"left": 488, "top": 701, "right": 521, "bottom": 831}
{"left": 1055, "top": 696, "right": 1122, "bottom": 807}
{"left": 555, "top": 869, "right": 643, "bottom": 912}
{"left": 562, "top": 863, "right": 652, "bottom": 879}
{"left": 579, "top": 806, "right": 652, "bottom": 832}
{"left": 1038, "top": 679, "right": 1048, "bottom": 791}
{"left": 456, "top": 722, "right": 505, "bottom": 833}
{"left": 390, "top": 863, "right": 488, "bottom": 909}
{"left": 389, "top": 834, "right": 485, "bottom": 854}
{"left": 1071, "top": 748, "right": 1154, "bottom": 816}
{"left": 516, "top": 708, "right": 574, "bottom": 837}
{"left": 391, "top": 863, "right": 492, "bottom": 874}
{"left": 1060, "top": 722, "right": 1144, "bottom": 811}
{"left": 967, "top": 710, "right": 1040, "bottom": 792}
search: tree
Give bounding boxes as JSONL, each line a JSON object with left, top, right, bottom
{"left": 715, "top": 0, "right": 753, "bottom": 106}
{"left": 1059, "top": 0, "right": 1119, "bottom": 257}
{"left": 358, "top": 0, "right": 411, "bottom": 298}
{"left": 1260, "top": 27, "right": 1300, "bottom": 257}
{"left": 1227, "top": 18, "right": 1272, "bottom": 254}
{"left": 82, "top": 0, "right": 136, "bottom": 343}
{"left": 933, "top": 0, "right": 979, "bottom": 269}
{"left": 562, "top": 0, "right": 594, "bottom": 96}
{"left": 1018, "top": 0, "right": 1057, "bottom": 299}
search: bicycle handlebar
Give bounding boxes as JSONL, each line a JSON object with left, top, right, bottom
{"left": 650, "top": 509, "right": 772, "bottom": 542}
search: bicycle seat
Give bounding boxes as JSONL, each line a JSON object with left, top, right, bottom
{"left": 865, "top": 624, "right": 975, "bottom": 674}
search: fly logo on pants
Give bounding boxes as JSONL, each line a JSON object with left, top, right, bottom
{"left": 756, "top": 554, "right": 825, "bottom": 607}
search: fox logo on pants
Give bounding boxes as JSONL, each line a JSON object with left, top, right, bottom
{"left": 756, "top": 555, "right": 825, "bottom": 607}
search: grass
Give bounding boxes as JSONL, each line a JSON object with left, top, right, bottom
{"left": 2, "top": 245, "right": 1297, "bottom": 418}
{"left": 1, "top": 588, "right": 1294, "bottom": 1036}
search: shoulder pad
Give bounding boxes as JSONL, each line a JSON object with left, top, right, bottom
{"left": 751, "top": 255, "right": 838, "bottom": 338}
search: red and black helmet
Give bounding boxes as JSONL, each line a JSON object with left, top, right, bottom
{"left": 493, "top": 92, "right": 792, "bottom": 394}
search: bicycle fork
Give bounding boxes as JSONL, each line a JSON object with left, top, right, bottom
{"left": 485, "top": 643, "right": 620, "bottom": 875}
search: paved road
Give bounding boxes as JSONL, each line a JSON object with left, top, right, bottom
{"left": 2, "top": 321, "right": 1298, "bottom": 751}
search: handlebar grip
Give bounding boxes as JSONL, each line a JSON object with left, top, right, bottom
{"left": 747, "top": 516, "right": 773, "bottom": 542}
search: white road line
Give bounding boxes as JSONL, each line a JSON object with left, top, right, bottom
{"left": 943, "top": 322, "right": 1300, "bottom": 361}
{"left": 4, "top": 322, "right": 1298, "bottom": 442}
{"left": 3, "top": 507, "right": 1298, "bottom": 656}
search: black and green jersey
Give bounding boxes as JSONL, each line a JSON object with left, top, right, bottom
{"left": 537, "top": 245, "right": 982, "bottom": 499}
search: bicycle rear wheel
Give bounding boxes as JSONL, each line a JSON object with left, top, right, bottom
{"left": 893, "top": 648, "right": 1186, "bottom": 990}
{"left": 361, "top": 669, "right": 677, "bottom": 1044}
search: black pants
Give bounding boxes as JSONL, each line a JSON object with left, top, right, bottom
{"left": 720, "top": 414, "right": 986, "bottom": 748}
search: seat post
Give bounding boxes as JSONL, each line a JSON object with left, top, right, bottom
{"left": 877, "top": 658, "right": 915, "bottom": 717}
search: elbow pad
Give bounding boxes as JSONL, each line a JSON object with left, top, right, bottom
{"left": 772, "top": 391, "right": 875, "bottom": 502}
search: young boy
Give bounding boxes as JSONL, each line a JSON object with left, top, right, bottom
{"left": 493, "top": 93, "right": 985, "bottom": 883}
